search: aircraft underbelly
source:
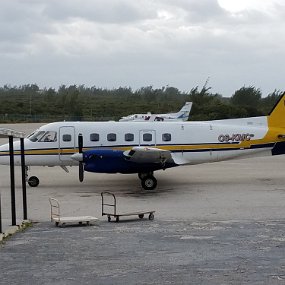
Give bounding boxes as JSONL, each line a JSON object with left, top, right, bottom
{"left": 182, "top": 147, "right": 272, "bottom": 165}
{"left": 25, "top": 155, "right": 76, "bottom": 166}
{"left": 181, "top": 151, "right": 213, "bottom": 164}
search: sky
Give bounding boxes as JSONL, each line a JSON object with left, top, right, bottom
{"left": 0, "top": 0, "right": 284, "bottom": 97}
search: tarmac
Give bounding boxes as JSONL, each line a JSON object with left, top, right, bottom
{"left": 0, "top": 123, "right": 285, "bottom": 284}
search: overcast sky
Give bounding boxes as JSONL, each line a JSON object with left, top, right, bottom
{"left": 0, "top": 0, "right": 284, "bottom": 96}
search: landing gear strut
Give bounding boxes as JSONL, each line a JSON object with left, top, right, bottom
{"left": 138, "top": 172, "right": 157, "bottom": 190}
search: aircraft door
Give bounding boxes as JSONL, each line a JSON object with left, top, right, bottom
{"left": 59, "top": 126, "right": 75, "bottom": 161}
{"left": 139, "top": 130, "right": 156, "bottom": 146}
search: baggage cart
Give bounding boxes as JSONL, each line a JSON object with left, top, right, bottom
{"left": 49, "top": 198, "right": 98, "bottom": 227}
{"left": 101, "top": 192, "right": 155, "bottom": 222}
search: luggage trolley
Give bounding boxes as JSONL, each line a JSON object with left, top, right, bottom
{"left": 49, "top": 198, "right": 98, "bottom": 227}
{"left": 101, "top": 192, "right": 155, "bottom": 222}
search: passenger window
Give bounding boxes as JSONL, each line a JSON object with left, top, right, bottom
{"left": 162, "top": 133, "right": 171, "bottom": 142}
{"left": 62, "top": 134, "right": 72, "bottom": 142}
{"left": 90, "top": 133, "right": 99, "bottom": 142}
{"left": 107, "top": 133, "right": 116, "bottom": 142}
{"left": 125, "top": 133, "right": 134, "bottom": 142}
{"left": 143, "top": 133, "right": 152, "bottom": 142}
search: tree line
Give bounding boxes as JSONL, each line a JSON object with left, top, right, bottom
{"left": 0, "top": 84, "right": 283, "bottom": 123}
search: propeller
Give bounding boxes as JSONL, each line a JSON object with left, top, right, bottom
{"left": 70, "top": 134, "right": 85, "bottom": 182}
{"left": 78, "top": 134, "right": 84, "bottom": 182}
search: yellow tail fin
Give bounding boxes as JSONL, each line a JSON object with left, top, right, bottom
{"left": 268, "top": 93, "right": 285, "bottom": 128}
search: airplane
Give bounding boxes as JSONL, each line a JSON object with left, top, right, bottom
{"left": 0, "top": 94, "right": 285, "bottom": 190}
{"left": 119, "top": 102, "right": 192, "bottom": 122}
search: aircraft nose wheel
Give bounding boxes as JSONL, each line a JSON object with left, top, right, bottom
{"left": 28, "top": 176, "right": 40, "bottom": 187}
{"left": 141, "top": 176, "right": 157, "bottom": 190}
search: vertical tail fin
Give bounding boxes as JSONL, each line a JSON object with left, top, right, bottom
{"left": 176, "top": 102, "right": 192, "bottom": 120}
{"left": 268, "top": 93, "right": 285, "bottom": 128}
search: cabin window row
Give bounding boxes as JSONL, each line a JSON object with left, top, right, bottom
{"left": 89, "top": 133, "right": 172, "bottom": 142}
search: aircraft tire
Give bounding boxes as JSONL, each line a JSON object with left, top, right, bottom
{"left": 28, "top": 176, "right": 40, "bottom": 187}
{"left": 141, "top": 176, "right": 157, "bottom": 190}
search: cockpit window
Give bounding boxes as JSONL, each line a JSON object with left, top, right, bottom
{"left": 39, "top": 131, "right": 57, "bottom": 142}
{"left": 28, "top": 131, "right": 45, "bottom": 142}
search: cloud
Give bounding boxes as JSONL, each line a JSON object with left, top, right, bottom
{"left": 42, "top": 0, "right": 157, "bottom": 23}
{"left": 0, "top": 0, "right": 284, "bottom": 96}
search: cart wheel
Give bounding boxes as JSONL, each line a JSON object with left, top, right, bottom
{"left": 55, "top": 222, "right": 59, "bottom": 227}
{"left": 79, "top": 221, "right": 82, "bottom": 225}
{"left": 149, "top": 213, "right": 154, "bottom": 220}
{"left": 138, "top": 214, "right": 144, "bottom": 219}
{"left": 86, "top": 221, "right": 90, "bottom": 226}
{"left": 61, "top": 223, "right": 66, "bottom": 228}
{"left": 116, "top": 216, "right": 119, "bottom": 223}
{"left": 108, "top": 216, "right": 111, "bottom": 222}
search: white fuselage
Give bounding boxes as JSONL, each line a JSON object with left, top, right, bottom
{"left": 0, "top": 116, "right": 271, "bottom": 168}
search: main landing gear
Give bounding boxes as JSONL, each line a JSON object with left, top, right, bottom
{"left": 138, "top": 172, "right": 157, "bottom": 190}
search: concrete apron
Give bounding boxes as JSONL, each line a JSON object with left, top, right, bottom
{"left": 0, "top": 219, "right": 31, "bottom": 242}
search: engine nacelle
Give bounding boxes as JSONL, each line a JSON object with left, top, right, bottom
{"left": 82, "top": 149, "right": 165, "bottom": 174}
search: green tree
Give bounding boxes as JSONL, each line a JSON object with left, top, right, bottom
{"left": 231, "top": 86, "right": 262, "bottom": 107}
{"left": 260, "top": 90, "right": 283, "bottom": 114}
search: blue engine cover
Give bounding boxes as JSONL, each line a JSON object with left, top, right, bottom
{"left": 83, "top": 149, "right": 176, "bottom": 174}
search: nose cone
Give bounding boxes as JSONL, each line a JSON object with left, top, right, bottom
{"left": 71, "top": 152, "right": 83, "bottom": 162}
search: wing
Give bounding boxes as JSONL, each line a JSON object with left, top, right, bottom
{"left": 123, "top": 146, "right": 188, "bottom": 165}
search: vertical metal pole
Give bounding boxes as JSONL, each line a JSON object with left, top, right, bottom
{"left": 20, "top": 138, "right": 27, "bottom": 220}
{"left": 0, "top": 193, "right": 2, "bottom": 233}
{"left": 9, "top": 135, "right": 16, "bottom": 226}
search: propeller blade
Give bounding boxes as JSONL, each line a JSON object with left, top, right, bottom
{"left": 79, "top": 162, "right": 84, "bottom": 182}
{"left": 78, "top": 134, "right": 83, "bottom": 153}
{"left": 78, "top": 134, "right": 84, "bottom": 182}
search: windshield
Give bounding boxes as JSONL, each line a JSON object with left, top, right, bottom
{"left": 39, "top": 131, "right": 57, "bottom": 142}
{"left": 28, "top": 131, "right": 45, "bottom": 142}
{"left": 28, "top": 131, "right": 57, "bottom": 142}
